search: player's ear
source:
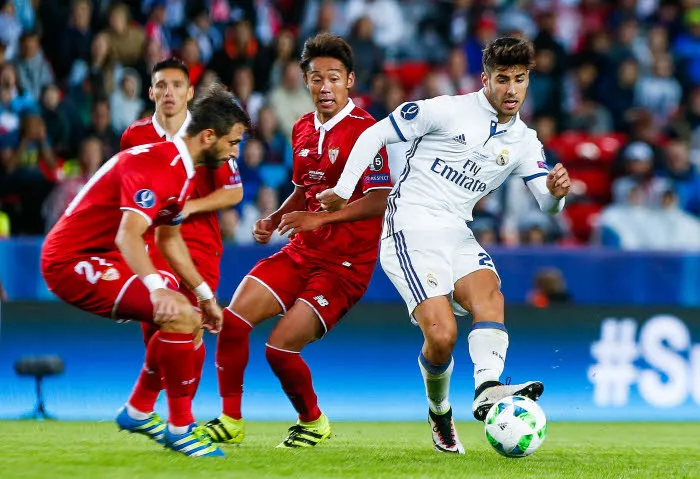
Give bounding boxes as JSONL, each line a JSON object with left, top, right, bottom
{"left": 346, "top": 71, "right": 355, "bottom": 90}
{"left": 186, "top": 85, "right": 194, "bottom": 102}
{"left": 201, "top": 128, "right": 217, "bottom": 145}
{"left": 148, "top": 86, "right": 155, "bottom": 102}
{"left": 481, "top": 72, "right": 488, "bottom": 90}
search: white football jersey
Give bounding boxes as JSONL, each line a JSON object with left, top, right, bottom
{"left": 382, "top": 90, "right": 549, "bottom": 238}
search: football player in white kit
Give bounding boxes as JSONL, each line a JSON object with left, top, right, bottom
{"left": 318, "top": 37, "right": 571, "bottom": 454}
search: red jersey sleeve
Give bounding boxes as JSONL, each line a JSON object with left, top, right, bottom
{"left": 360, "top": 147, "right": 392, "bottom": 193}
{"left": 119, "top": 160, "right": 177, "bottom": 226}
{"left": 213, "top": 159, "right": 243, "bottom": 189}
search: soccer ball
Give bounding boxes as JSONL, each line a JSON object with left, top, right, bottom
{"left": 484, "top": 396, "right": 547, "bottom": 458}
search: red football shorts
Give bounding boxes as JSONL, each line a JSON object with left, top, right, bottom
{"left": 149, "top": 247, "right": 221, "bottom": 305}
{"left": 42, "top": 251, "right": 178, "bottom": 322}
{"left": 246, "top": 250, "right": 373, "bottom": 334}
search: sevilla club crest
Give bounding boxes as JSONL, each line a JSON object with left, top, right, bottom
{"left": 328, "top": 147, "right": 339, "bottom": 164}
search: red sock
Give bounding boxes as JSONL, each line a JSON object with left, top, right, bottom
{"left": 157, "top": 331, "right": 195, "bottom": 427}
{"left": 265, "top": 344, "right": 321, "bottom": 422}
{"left": 190, "top": 340, "right": 206, "bottom": 399}
{"left": 141, "top": 322, "right": 159, "bottom": 347}
{"left": 216, "top": 309, "right": 252, "bottom": 419}
{"left": 127, "top": 331, "right": 162, "bottom": 413}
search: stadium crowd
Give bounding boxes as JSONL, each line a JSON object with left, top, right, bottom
{"left": 1, "top": 0, "right": 700, "bottom": 250}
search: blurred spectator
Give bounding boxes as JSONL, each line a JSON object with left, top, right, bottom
{"left": 601, "top": 58, "right": 639, "bottom": 131}
{"left": 186, "top": 8, "right": 222, "bottom": 65}
{"left": 134, "top": 39, "right": 165, "bottom": 103}
{"left": 613, "top": 141, "right": 670, "bottom": 206}
{"left": 673, "top": 8, "right": 700, "bottom": 86}
{"left": 0, "top": 0, "right": 22, "bottom": 61}
{"left": 661, "top": 139, "right": 700, "bottom": 215}
{"left": 42, "top": 137, "right": 103, "bottom": 230}
{"left": 607, "top": 18, "right": 648, "bottom": 67}
{"left": 533, "top": 11, "right": 568, "bottom": 78}
{"left": 210, "top": 20, "right": 262, "bottom": 90}
{"left": 231, "top": 66, "right": 264, "bottom": 125}
{"left": 470, "top": 197, "right": 500, "bottom": 247}
{"left": 266, "top": 28, "right": 297, "bottom": 91}
{"left": 40, "top": 84, "right": 75, "bottom": 158}
{"left": 0, "top": 62, "right": 39, "bottom": 147}
{"left": 219, "top": 207, "right": 239, "bottom": 243}
{"left": 144, "top": 0, "right": 172, "bottom": 58}
{"left": 411, "top": 71, "right": 446, "bottom": 100}
{"left": 103, "top": 2, "right": 146, "bottom": 66}
{"left": 346, "top": 0, "right": 406, "bottom": 53}
{"left": 17, "top": 115, "right": 56, "bottom": 176}
{"left": 235, "top": 186, "right": 286, "bottom": 245}
{"left": 301, "top": 0, "right": 344, "bottom": 39}
{"left": 57, "top": 0, "right": 93, "bottom": 80}
{"left": 464, "top": 16, "right": 498, "bottom": 76}
{"left": 635, "top": 53, "right": 682, "bottom": 127}
{"left": 238, "top": 137, "right": 264, "bottom": 205}
{"left": 110, "top": 68, "right": 144, "bottom": 132}
{"left": 566, "top": 96, "right": 614, "bottom": 134}
{"left": 15, "top": 30, "right": 54, "bottom": 100}
{"left": 179, "top": 37, "right": 204, "bottom": 86}
{"left": 268, "top": 61, "right": 314, "bottom": 138}
{"left": 85, "top": 99, "right": 120, "bottom": 160}
{"left": 533, "top": 116, "right": 560, "bottom": 166}
{"left": 68, "top": 32, "right": 123, "bottom": 98}
{"left": 432, "top": 48, "right": 479, "bottom": 97}
{"left": 256, "top": 106, "right": 292, "bottom": 193}
{"left": 0, "top": 145, "right": 52, "bottom": 235}
{"left": 529, "top": 48, "right": 564, "bottom": 123}
{"left": 527, "top": 268, "right": 572, "bottom": 308}
{"left": 347, "top": 17, "right": 383, "bottom": 94}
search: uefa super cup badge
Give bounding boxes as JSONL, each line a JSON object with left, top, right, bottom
{"left": 496, "top": 149, "right": 509, "bottom": 166}
{"left": 328, "top": 147, "right": 339, "bottom": 164}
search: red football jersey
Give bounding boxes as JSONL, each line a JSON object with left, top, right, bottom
{"left": 42, "top": 139, "right": 195, "bottom": 264}
{"left": 121, "top": 112, "right": 242, "bottom": 268}
{"left": 284, "top": 99, "right": 393, "bottom": 267}
{"left": 120, "top": 113, "right": 191, "bottom": 150}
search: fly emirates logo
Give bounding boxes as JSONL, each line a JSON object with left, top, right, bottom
{"left": 430, "top": 158, "right": 487, "bottom": 193}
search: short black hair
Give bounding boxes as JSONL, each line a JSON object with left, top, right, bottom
{"left": 482, "top": 37, "right": 535, "bottom": 74}
{"left": 151, "top": 57, "right": 190, "bottom": 83}
{"left": 187, "top": 82, "right": 251, "bottom": 137}
{"left": 300, "top": 33, "right": 354, "bottom": 74}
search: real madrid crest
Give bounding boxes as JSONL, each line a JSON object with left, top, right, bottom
{"left": 426, "top": 273, "right": 438, "bottom": 289}
{"left": 328, "top": 147, "right": 339, "bottom": 164}
{"left": 496, "top": 149, "right": 509, "bottom": 166}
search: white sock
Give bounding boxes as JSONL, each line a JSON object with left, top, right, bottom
{"left": 468, "top": 326, "right": 509, "bottom": 390}
{"left": 418, "top": 353, "right": 454, "bottom": 415}
{"left": 168, "top": 423, "right": 190, "bottom": 435}
{"left": 125, "top": 403, "right": 151, "bottom": 420}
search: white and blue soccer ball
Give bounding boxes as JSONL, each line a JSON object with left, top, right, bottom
{"left": 484, "top": 396, "right": 547, "bottom": 458}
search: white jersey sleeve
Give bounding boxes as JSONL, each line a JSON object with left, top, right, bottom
{"left": 514, "top": 136, "right": 565, "bottom": 214}
{"left": 333, "top": 97, "right": 452, "bottom": 199}
{"left": 387, "top": 98, "right": 452, "bottom": 143}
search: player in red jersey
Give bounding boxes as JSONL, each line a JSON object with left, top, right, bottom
{"left": 200, "top": 33, "right": 393, "bottom": 448}
{"left": 41, "top": 83, "right": 250, "bottom": 458}
{"left": 121, "top": 59, "right": 244, "bottom": 403}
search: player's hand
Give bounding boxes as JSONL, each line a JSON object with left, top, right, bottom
{"left": 198, "top": 298, "right": 223, "bottom": 333}
{"left": 181, "top": 202, "right": 195, "bottom": 220}
{"left": 150, "top": 289, "right": 189, "bottom": 325}
{"left": 253, "top": 217, "right": 276, "bottom": 244}
{"left": 546, "top": 163, "right": 571, "bottom": 199}
{"left": 317, "top": 188, "right": 348, "bottom": 212}
{"left": 278, "top": 211, "right": 326, "bottom": 237}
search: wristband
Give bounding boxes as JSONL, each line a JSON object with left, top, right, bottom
{"left": 194, "top": 282, "right": 214, "bottom": 301}
{"left": 143, "top": 274, "right": 166, "bottom": 292}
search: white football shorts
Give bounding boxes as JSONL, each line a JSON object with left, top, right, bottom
{"left": 379, "top": 227, "right": 501, "bottom": 318}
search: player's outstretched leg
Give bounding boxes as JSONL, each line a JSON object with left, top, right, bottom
{"left": 200, "top": 308, "right": 249, "bottom": 444}
{"left": 414, "top": 297, "right": 464, "bottom": 454}
{"left": 265, "top": 302, "right": 331, "bottom": 448}
{"left": 455, "top": 270, "right": 545, "bottom": 421}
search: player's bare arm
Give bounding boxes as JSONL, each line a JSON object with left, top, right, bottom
{"left": 181, "top": 187, "right": 244, "bottom": 220}
{"left": 254, "top": 186, "right": 307, "bottom": 244}
{"left": 319, "top": 118, "right": 400, "bottom": 212}
{"left": 546, "top": 163, "right": 571, "bottom": 199}
{"left": 279, "top": 189, "right": 390, "bottom": 236}
{"left": 156, "top": 224, "right": 223, "bottom": 332}
{"left": 115, "top": 211, "right": 190, "bottom": 325}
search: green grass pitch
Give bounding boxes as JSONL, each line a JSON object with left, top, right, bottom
{"left": 2, "top": 421, "right": 698, "bottom": 479}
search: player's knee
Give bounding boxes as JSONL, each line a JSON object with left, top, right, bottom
{"left": 471, "top": 288, "right": 504, "bottom": 321}
{"left": 424, "top": 322, "right": 458, "bottom": 356}
{"left": 160, "top": 305, "right": 200, "bottom": 334}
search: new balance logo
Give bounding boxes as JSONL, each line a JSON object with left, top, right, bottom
{"left": 453, "top": 134, "right": 467, "bottom": 145}
{"left": 299, "top": 149, "right": 310, "bottom": 157}
{"left": 314, "top": 295, "right": 329, "bottom": 307}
